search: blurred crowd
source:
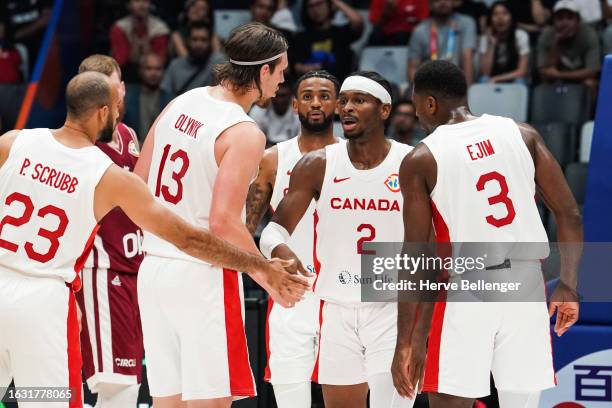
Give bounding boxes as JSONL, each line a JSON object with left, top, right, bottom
{"left": 0, "top": 0, "right": 611, "bottom": 145}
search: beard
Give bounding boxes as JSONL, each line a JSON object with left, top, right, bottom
{"left": 98, "top": 115, "right": 115, "bottom": 143}
{"left": 298, "top": 112, "right": 333, "bottom": 133}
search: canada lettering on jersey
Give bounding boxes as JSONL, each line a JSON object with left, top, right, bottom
{"left": 174, "top": 113, "right": 204, "bottom": 139}
{"left": 18, "top": 158, "right": 79, "bottom": 194}
{"left": 330, "top": 197, "right": 401, "bottom": 212}
{"left": 466, "top": 139, "right": 495, "bottom": 161}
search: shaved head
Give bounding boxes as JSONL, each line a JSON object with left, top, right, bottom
{"left": 66, "top": 71, "right": 112, "bottom": 120}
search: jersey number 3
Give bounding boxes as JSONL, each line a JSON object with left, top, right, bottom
{"left": 155, "top": 144, "right": 190, "bottom": 204}
{"left": 476, "top": 171, "right": 516, "bottom": 228}
{"left": 0, "top": 192, "right": 68, "bottom": 263}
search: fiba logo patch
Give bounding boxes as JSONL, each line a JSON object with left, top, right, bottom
{"left": 384, "top": 173, "right": 400, "bottom": 192}
{"left": 338, "top": 271, "right": 351, "bottom": 284}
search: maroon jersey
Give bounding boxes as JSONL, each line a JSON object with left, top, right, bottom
{"left": 84, "top": 123, "right": 144, "bottom": 273}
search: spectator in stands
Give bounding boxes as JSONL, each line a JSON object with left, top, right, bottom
{"left": 479, "top": 1, "right": 530, "bottom": 84}
{"left": 291, "top": 0, "right": 364, "bottom": 81}
{"left": 251, "top": 0, "right": 298, "bottom": 33}
{"left": 388, "top": 99, "right": 423, "bottom": 145}
{"left": 408, "top": 0, "right": 477, "bottom": 85}
{"left": 368, "top": 0, "right": 429, "bottom": 45}
{"left": 170, "top": 0, "right": 220, "bottom": 58}
{"left": 124, "top": 53, "right": 171, "bottom": 141}
{"left": 109, "top": 0, "right": 170, "bottom": 82}
{"left": 452, "top": 0, "right": 489, "bottom": 33}
{"left": 537, "top": 0, "right": 600, "bottom": 93}
{"left": 506, "top": 0, "right": 554, "bottom": 42}
{"left": 0, "top": 0, "right": 51, "bottom": 71}
{"left": 249, "top": 81, "right": 300, "bottom": 146}
{"left": 161, "top": 22, "right": 224, "bottom": 98}
{"left": 250, "top": 0, "right": 297, "bottom": 32}
{"left": 0, "top": 21, "right": 22, "bottom": 83}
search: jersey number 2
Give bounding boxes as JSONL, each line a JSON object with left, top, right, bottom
{"left": 476, "top": 171, "right": 516, "bottom": 228}
{"left": 0, "top": 192, "right": 68, "bottom": 263}
{"left": 155, "top": 144, "right": 190, "bottom": 204}
{"left": 357, "top": 224, "right": 376, "bottom": 255}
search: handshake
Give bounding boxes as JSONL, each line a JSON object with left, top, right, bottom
{"left": 252, "top": 256, "right": 313, "bottom": 309}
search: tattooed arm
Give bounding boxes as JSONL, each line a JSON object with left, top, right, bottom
{"left": 246, "top": 146, "right": 278, "bottom": 235}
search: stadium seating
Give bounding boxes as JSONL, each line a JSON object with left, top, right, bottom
{"left": 214, "top": 10, "right": 251, "bottom": 40}
{"left": 534, "top": 122, "right": 577, "bottom": 168}
{"left": 579, "top": 120, "right": 594, "bottom": 163}
{"left": 530, "top": 83, "right": 590, "bottom": 126}
{"left": 468, "top": 83, "right": 529, "bottom": 122}
{"left": 359, "top": 46, "right": 408, "bottom": 86}
{"left": 565, "top": 162, "right": 589, "bottom": 205}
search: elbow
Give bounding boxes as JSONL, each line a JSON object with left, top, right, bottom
{"left": 209, "top": 217, "right": 229, "bottom": 237}
{"left": 209, "top": 211, "right": 238, "bottom": 238}
{"left": 554, "top": 207, "right": 583, "bottom": 229}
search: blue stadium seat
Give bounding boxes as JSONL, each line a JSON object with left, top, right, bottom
{"left": 468, "top": 83, "right": 529, "bottom": 122}
{"left": 531, "top": 83, "right": 591, "bottom": 126}
{"left": 358, "top": 46, "right": 408, "bottom": 86}
{"left": 534, "top": 122, "right": 577, "bottom": 168}
{"left": 214, "top": 10, "right": 251, "bottom": 41}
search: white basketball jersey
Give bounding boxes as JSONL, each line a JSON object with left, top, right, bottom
{"left": 314, "top": 140, "right": 412, "bottom": 304}
{"left": 421, "top": 114, "right": 549, "bottom": 264}
{"left": 270, "top": 137, "right": 346, "bottom": 276}
{"left": 0, "top": 129, "right": 112, "bottom": 286}
{"left": 143, "top": 87, "right": 255, "bottom": 263}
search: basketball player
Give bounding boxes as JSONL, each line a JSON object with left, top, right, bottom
{"left": 391, "top": 60, "right": 582, "bottom": 408}
{"left": 76, "top": 55, "right": 144, "bottom": 408}
{"left": 246, "top": 70, "right": 340, "bottom": 408}
{"left": 259, "top": 71, "right": 415, "bottom": 408}
{"left": 0, "top": 72, "right": 306, "bottom": 408}
{"left": 133, "top": 23, "right": 298, "bottom": 408}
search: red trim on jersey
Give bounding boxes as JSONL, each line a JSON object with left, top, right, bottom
{"left": 73, "top": 225, "right": 100, "bottom": 291}
{"left": 67, "top": 290, "right": 83, "bottom": 407}
{"left": 223, "top": 269, "right": 256, "bottom": 396}
{"left": 310, "top": 300, "right": 324, "bottom": 383}
{"left": 312, "top": 210, "right": 321, "bottom": 291}
{"left": 423, "top": 201, "right": 450, "bottom": 392}
{"left": 264, "top": 297, "right": 274, "bottom": 382}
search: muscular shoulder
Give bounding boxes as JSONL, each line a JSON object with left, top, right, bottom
{"left": 290, "top": 147, "right": 327, "bottom": 195}
{"left": 295, "top": 148, "right": 327, "bottom": 175}
{"left": 516, "top": 121, "right": 541, "bottom": 160}
{"left": 400, "top": 142, "right": 437, "bottom": 192}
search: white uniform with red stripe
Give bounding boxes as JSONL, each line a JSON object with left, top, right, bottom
{"left": 264, "top": 137, "right": 332, "bottom": 385}
{"left": 138, "top": 87, "right": 256, "bottom": 400}
{"left": 0, "top": 128, "right": 113, "bottom": 407}
{"left": 421, "top": 114, "right": 555, "bottom": 398}
{"left": 311, "top": 140, "right": 411, "bottom": 385}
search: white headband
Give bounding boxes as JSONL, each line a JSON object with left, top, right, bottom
{"left": 229, "top": 52, "right": 285, "bottom": 66}
{"left": 340, "top": 76, "right": 392, "bottom": 104}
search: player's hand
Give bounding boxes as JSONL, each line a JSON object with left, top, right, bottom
{"left": 258, "top": 258, "right": 310, "bottom": 308}
{"left": 549, "top": 281, "right": 579, "bottom": 336}
{"left": 391, "top": 342, "right": 412, "bottom": 398}
{"left": 272, "top": 244, "right": 314, "bottom": 279}
{"left": 392, "top": 338, "right": 426, "bottom": 399}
